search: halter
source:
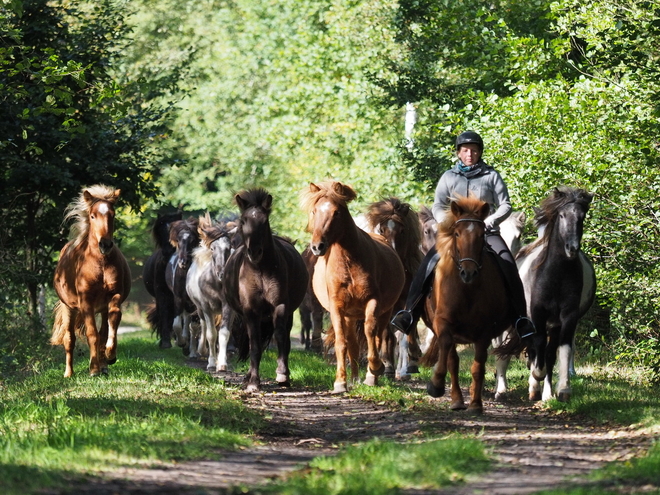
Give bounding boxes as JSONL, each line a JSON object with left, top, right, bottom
{"left": 452, "top": 218, "right": 485, "bottom": 270}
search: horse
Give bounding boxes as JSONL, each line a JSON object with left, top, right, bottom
{"left": 165, "top": 217, "right": 201, "bottom": 357}
{"left": 301, "top": 181, "right": 405, "bottom": 393}
{"left": 51, "top": 185, "right": 131, "bottom": 377}
{"left": 363, "top": 197, "right": 423, "bottom": 381}
{"left": 143, "top": 210, "right": 183, "bottom": 348}
{"left": 223, "top": 188, "right": 309, "bottom": 392}
{"left": 299, "top": 245, "right": 326, "bottom": 352}
{"left": 186, "top": 213, "right": 239, "bottom": 372}
{"left": 420, "top": 196, "right": 521, "bottom": 414}
{"left": 419, "top": 205, "right": 437, "bottom": 255}
{"left": 517, "top": 186, "right": 595, "bottom": 402}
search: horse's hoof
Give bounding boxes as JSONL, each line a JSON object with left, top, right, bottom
{"left": 406, "top": 365, "right": 420, "bottom": 374}
{"left": 107, "top": 357, "right": 117, "bottom": 365}
{"left": 363, "top": 374, "right": 378, "bottom": 386}
{"left": 557, "top": 390, "right": 571, "bottom": 402}
{"left": 494, "top": 391, "right": 507, "bottom": 402}
{"left": 217, "top": 365, "right": 227, "bottom": 372}
{"left": 159, "top": 339, "right": 172, "bottom": 349}
{"left": 90, "top": 370, "right": 101, "bottom": 377}
{"left": 466, "top": 404, "right": 483, "bottom": 415}
{"left": 529, "top": 391, "right": 542, "bottom": 401}
{"left": 181, "top": 346, "right": 190, "bottom": 356}
{"left": 101, "top": 367, "right": 109, "bottom": 376}
{"left": 276, "top": 373, "right": 290, "bottom": 387}
{"left": 396, "top": 374, "right": 411, "bottom": 382}
{"left": 246, "top": 383, "right": 261, "bottom": 393}
{"left": 277, "top": 380, "right": 291, "bottom": 387}
{"left": 426, "top": 382, "right": 444, "bottom": 398}
{"left": 369, "top": 363, "right": 385, "bottom": 376}
{"left": 332, "top": 382, "right": 347, "bottom": 394}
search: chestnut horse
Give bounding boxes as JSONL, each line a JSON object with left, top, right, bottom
{"left": 301, "top": 181, "right": 405, "bottom": 393}
{"left": 51, "top": 185, "right": 131, "bottom": 377}
{"left": 223, "top": 188, "right": 309, "bottom": 392}
{"left": 422, "top": 196, "right": 519, "bottom": 413}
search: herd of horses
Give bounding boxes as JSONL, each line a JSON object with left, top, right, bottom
{"left": 51, "top": 181, "right": 594, "bottom": 414}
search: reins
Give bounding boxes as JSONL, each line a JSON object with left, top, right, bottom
{"left": 452, "top": 218, "right": 485, "bottom": 271}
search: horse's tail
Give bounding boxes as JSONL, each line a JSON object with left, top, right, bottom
{"left": 491, "top": 330, "right": 526, "bottom": 358}
{"left": 323, "top": 321, "right": 368, "bottom": 362}
{"left": 145, "top": 302, "right": 160, "bottom": 336}
{"left": 50, "top": 302, "right": 83, "bottom": 345}
{"left": 419, "top": 332, "right": 439, "bottom": 367}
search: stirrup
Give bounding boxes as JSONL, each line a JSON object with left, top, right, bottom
{"left": 515, "top": 317, "right": 536, "bottom": 340}
{"left": 391, "top": 310, "right": 414, "bottom": 335}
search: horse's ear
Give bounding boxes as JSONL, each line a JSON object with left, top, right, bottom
{"left": 334, "top": 181, "right": 356, "bottom": 202}
{"left": 83, "top": 190, "right": 93, "bottom": 205}
{"left": 309, "top": 183, "right": 321, "bottom": 193}
{"left": 227, "top": 224, "right": 239, "bottom": 236}
{"left": 478, "top": 202, "right": 490, "bottom": 220}
{"left": 399, "top": 202, "right": 410, "bottom": 216}
{"left": 262, "top": 194, "right": 273, "bottom": 211}
{"left": 234, "top": 193, "right": 247, "bottom": 211}
{"left": 111, "top": 189, "right": 121, "bottom": 203}
{"left": 450, "top": 200, "right": 462, "bottom": 218}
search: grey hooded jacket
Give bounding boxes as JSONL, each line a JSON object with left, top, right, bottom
{"left": 431, "top": 162, "right": 512, "bottom": 232}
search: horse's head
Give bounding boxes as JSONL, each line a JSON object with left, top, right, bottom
{"left": 500, "top": 211, "right": 526, "bottom": 256}
{"left": 446, "top": 197, "right": 490, "bottom": 284}
{"left": 83, "top": 187, "right": 121, "bottom": 256}
{"left": 170, "top": 218, "right": 200, "bottom": 270}
{"left": 537, "top": 187, "right": 593, "bottom": 260}
{"left": 199, "top": 213, "right": 236, "bottom": 281}
{"left": 302, "top": 181, "right": 356, "bottom": 257}
{"left": 235, "top": 188, "right": 273, "bottom": 264}
{"left": 419, "top": 205, "right": 437, "bottom": 255}
{"left": 152, "top": 210, "right": 183, "bottom": 252}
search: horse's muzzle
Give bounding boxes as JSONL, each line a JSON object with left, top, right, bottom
{"left": 99, "top": 239, "right": 114, "bottom": 255}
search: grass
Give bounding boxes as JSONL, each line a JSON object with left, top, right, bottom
{"left": 0, "top": 330, "right": 261, "bottom": 494}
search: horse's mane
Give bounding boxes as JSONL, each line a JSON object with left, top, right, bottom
{"left": 64, "top": 184, "right": 119, "bottom": 248}
{"left": 419, "top": 205, "right": 434, "bottom": 224}
{"left": 235, "top": 187, "right": 271, "bottom": 212}
{"left": 517, "top": 186, "right": 593, "bottom": 260}
{"left": 366, "top": 197, "right": 423, "bottom": 273}
{"left": 300, "top": 180, "right": 357, "bottom": 231}
{"left": 169, "top": 217, "right": 200, "bottom": 249}
{"left": 435, "top": 196, "right": 487, "bottom": 254}
{"left": 151, "top": 211, "right": 182, "bottom": 248}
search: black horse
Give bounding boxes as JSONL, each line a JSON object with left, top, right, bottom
{"left": 143, "top": 211, "right": 182, "bottom": 348}
{"left": 223, "top": 188, "right": 309, "bottom": 392}
{"left": 517, "top": 186, "right": 595, "bottom": 402}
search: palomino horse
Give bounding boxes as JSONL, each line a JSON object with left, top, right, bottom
{"left": 165, "top": 217, "right": 201, "bottom": 357}
{"left": 364, "top": 197, "right": 423, "bottom": 381}
{"left": 186, "top": 213, "right": 239, "bottom": 372}
{"left": 421, "top": 196, "right": 520, "bottom": 414}
{"left": 518, "top": 186, "right": 595, "bottom": 402}
{"left": 51, "top": 185, "right": 131, "bottom": 377}
{"left": 143, "top": 210, "right": 182, "bottom": 348}
{"left": 223, "top": 188, "right": 308, "bottom": 392}
{"left": 301, "top": 181, "right": 405, "bottom": 393}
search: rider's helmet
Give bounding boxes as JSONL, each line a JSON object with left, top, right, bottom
{"left": 455, "top": 131, "right": 484, "bottom": 152}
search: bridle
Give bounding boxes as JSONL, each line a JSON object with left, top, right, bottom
{"left": 452, "top": 218, "right": 485, "bottom": 271}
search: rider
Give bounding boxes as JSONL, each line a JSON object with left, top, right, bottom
{"left": 390, "top": 130, "right": 535, "bottom": 341}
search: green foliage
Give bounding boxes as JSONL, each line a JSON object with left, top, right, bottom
{"left": 259, "top": 436, "right": 490, "bottom": 495}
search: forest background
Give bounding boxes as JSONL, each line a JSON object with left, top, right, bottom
{"left": 1, "top": 0, "right": 659, "bottom": 381}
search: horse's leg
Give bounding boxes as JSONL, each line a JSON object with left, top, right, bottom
{"left": 363, "top": 303, "right": 386, "bottom": 387}
{"left": 528, "top": 310, "right": 549, "bottom": 401}
{"left": 81, "top": 303, "right": 101, "bottom": 376}
{"left": 272, "top": 305, "right": 292, "bottom": 386}
{"left": 406, "top": 331, "right": 422, "bottom": 374}
{"left": 61, "top": 307, "right": 77, "bottom": 378}
{"left": 493, "top": 329, "right": 512, "bottom": 401}
{"left": 395, "top": 330, "right": 410, "bottom": 381}
{"left": 555, "top": 318, "right": 578, "bottom": 402}
{"left": 194, "top": 314, "right": 207, "bottom": 357}
{"left": 310, "top": 304, "right": 324, "bottom": 354}
{"left": 542, "top": 326, "right": 561, "bottom": 401}
{"left": 244, "top": 313, "right": 263, "bottom": 393}
{"left": 568, "top": 333, "right": 577, "bottom": 377}
{"left": 216, "top": 304, "right": 231, "bottom": 372}
{"left": 448, "top": 344, "right": 466, "bottom": 410}
{"left": 299, "top": 304, "right": 311, "bottom": 349}
{"left": 467, "top": 342, "right": 488, "bottom": 414}
{"left": 105, "top": 293, "right": 123, "bottom": 368}
{"left": 344, "top": 316, "right": 361, "bottom": 386}
{"left": 202, "top": 310, "right": 218, "bottom": 371}
{"left": 97, "top": 308, "right": 110, "bottom": 375}
{"left": 330, "top": 308, "right": 349, "bottom": 393}
{"left": 379, "top": 324, "right": 396, "bottom": 380}
{"left": 427, "top": 322, "right": 452, "bottom": 398}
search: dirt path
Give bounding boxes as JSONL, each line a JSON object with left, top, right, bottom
{"left": 56, "top": 359, "right": 655, "bottom": 495}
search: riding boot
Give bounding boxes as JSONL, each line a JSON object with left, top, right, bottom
{"left": 486, "top": 233, "right": 536, "bottom": 340}
{"left": 391, "top": 248, "right": 440, "bottom": 335}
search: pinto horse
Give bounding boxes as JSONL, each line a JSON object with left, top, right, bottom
{"left": 186, "top": 213, "right": 238, "bottom": 372}
{"left": 143, "top": 210, "right": 182, "bottom": 348}
{"left": 518, "top": 186, "right": 595, "bottom": 402}
{"left": 301, "top": 181, "right": 405, "bottom": 393}
{"left": 364, "top": 197, "right": 423, "bottom": 381}
{"left": 223, "top": 188, "right": 309, "bottom": 392}
{"left": 51, "top": 185, "right": 131, "bottom": 377}
{"left": 421, "top": 196, "right": 520, "bottom": 414}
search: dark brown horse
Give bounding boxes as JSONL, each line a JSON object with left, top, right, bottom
{"left": 422, "top": 196, "right": 519, "bottom": 413}
{"left": 301, "top": 181, "right": 405, "bottom": 393}
{"left": 51, "top": 185, "right": 131, "bottom": 377}
{"left": 299, "top": 245, "right": 326, "bottom": 353}
{"left": 143, "top": 210, "right": 182, "bottom": 348}
{"left": 223, "top": 188, "right": 309, "bottom": 392}
{"left": 364, "top": 197, "right": 423, "bottom": 380}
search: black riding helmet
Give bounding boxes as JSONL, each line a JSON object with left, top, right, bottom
{"left": 455, "top": 131, "right": 484, "bottom": 152}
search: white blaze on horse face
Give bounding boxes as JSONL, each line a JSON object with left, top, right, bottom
{"left": 466, "top": 222, "right": 476, "bottom": 233}
{"left": 318, "top": 200, "right": 332, "bottom": 214}
{"left": 97, "top": 202, "right": 109, "bottom": 216}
